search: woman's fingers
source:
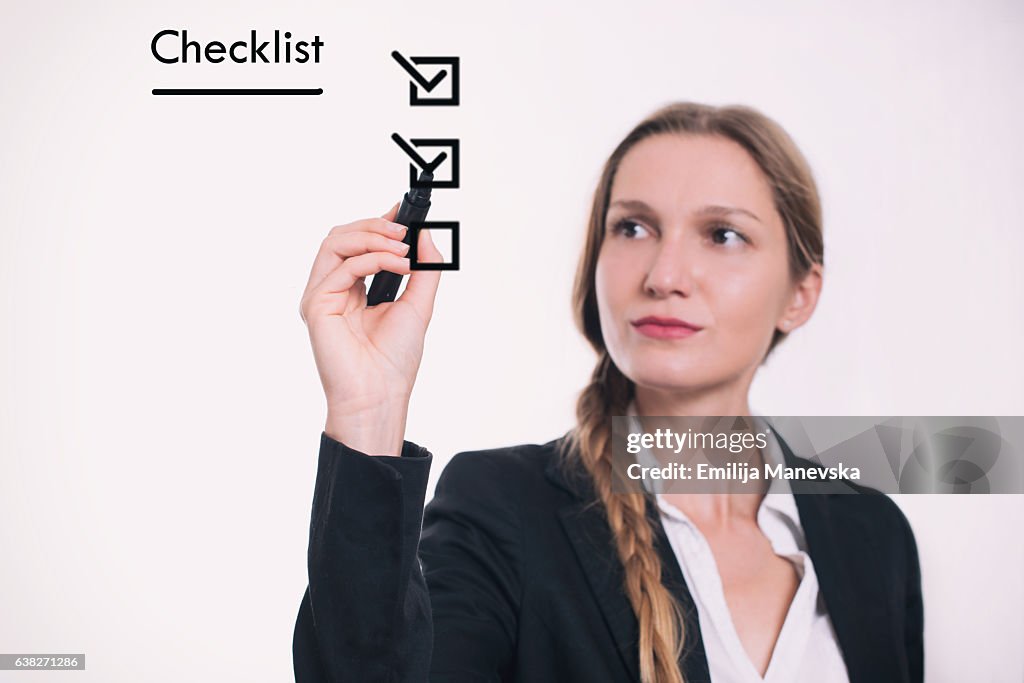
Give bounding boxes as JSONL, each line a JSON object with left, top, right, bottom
{"left": 329, "top": 216, "right": 406, "bottom": 239}
{"left": 348, "top": 276, "right": 368, "bottom": 314}
{"left": 299, "top": 205, "right": 430, "bottom": 323}
{"left": 398, "top": 227, "right": 444, "bottom": 323}
{"left": 304, "top": 231, "right": 410, "bottom": 295}
{"left": 304, "top": 252, "right": 412, "bottom": 318}
{"left": 303, "top": 215, "right": 405, "bottom": 299}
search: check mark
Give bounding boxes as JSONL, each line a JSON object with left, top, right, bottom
{"left": 391, "top": 51, "right": 448, "bottom": 92}
{"left": 391, "top": 133, "right": 449, "bottom": 174}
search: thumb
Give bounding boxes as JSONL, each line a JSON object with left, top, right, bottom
{"left": 399, "top": 227, "right": 444, "bottom": 322}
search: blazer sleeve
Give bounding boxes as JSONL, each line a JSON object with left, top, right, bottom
{"left": 293, "top": 432, "right": 434, "bottom": 683}
{"left": 293, "top": 435, "right": 523, "bottom": 683}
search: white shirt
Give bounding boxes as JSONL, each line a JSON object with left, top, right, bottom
{"left": 625, "top": 404, "right": 850, "bottom": 682}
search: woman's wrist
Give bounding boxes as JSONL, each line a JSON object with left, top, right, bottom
{"left": 325, "top": 402, "right": 409, "bottom": 457}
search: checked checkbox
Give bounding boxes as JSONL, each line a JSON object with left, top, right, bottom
{"left": 391, "top": 133, "right": 460, "bottom": 189}
{"left": 391, "top": 51, "right": 460, "bottom": 106}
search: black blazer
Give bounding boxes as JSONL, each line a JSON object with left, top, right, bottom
{"left": 293, "top": 430, "right": 923, "bottom": 683}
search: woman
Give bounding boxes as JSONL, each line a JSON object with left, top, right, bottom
{"left": 292, "top": 103, "right": 923, "bottom": 682}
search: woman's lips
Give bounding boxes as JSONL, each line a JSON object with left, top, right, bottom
{"left": 630, "top": 316, "right": 703, "bottom": 340}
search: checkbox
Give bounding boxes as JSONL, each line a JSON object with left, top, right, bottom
{"left": 391, "top": 51, "right": 460, "bottom": 106}
{"left": 409, "top": 221, "right": 460, "bottom": 271}
{"left": 391, "top": 133, "right": 460, "bottom": 189}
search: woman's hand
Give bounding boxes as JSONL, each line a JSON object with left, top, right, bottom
{"left": 299, "top": 203, "right": 444, "bottom": 455}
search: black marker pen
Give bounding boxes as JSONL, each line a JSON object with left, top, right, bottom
{"left": 366, "top": 170, "right": 433, "bottom": 306}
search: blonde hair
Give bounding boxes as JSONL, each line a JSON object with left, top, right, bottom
{"left": 559, "top": 102, "right": 824, "bottom": 683}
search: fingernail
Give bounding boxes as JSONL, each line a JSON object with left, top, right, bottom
{"left": 391, "top": 222, "right": 407, "bottom": 233}
{"left": 390, "top": 239, "right": 410, "bottom": 251}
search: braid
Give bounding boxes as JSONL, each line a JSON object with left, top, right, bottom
{"left": 559, "top": 354, "right": 687, "bottom": 683}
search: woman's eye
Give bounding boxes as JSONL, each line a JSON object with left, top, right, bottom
{"left": 611, "top": 219, "right": 652, "bottom": 240}
{"left": 709, "top": 225, "right": 748, "bottom": 246}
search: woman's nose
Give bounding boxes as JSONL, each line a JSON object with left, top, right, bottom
{"left": 643, "top": 241, "right": 696, "bottom": 298}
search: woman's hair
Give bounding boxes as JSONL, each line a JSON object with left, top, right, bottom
{"left": 559, "top": 102, "right": 824, "bottom": 683}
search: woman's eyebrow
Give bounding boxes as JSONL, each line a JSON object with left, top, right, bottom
{"left": 695, "top": 204, "right": 762, "bottom": 223}
{"left": 609, "top": 199, "right": 760, "bottom": 224}
{"left": 608, "top": 199, "right": 654, "bottom": 213}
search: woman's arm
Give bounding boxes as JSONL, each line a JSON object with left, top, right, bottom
{"left": 294, "top": 206, "right": 454, "bottom": 681}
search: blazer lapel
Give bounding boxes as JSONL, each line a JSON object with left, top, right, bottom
{"left": 546, "top": 442, "right": 712, "bottom": 682}
{"left": 558, "top": 500, "right": 644, "bottom": 681}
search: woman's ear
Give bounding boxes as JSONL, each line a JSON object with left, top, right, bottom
{"left": 776, "top": 264, "right": 823, "bottom": 333}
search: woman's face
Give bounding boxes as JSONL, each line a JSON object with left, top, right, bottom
{"left": 595, "top": 133, "right": 813, "bottom": 394}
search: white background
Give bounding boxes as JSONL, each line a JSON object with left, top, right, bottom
{"left": 1, "top": 0, "right": 1022, "bottom": 681}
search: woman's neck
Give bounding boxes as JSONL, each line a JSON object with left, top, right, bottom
{"left": 633, "top": 382, "right": 753, "bottom": 417}
{"left": 633, "top": 380, "right": 765, "bottom": 523}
